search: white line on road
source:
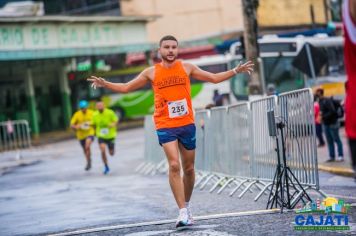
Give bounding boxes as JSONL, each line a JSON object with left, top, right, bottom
{"left": 48, "top": 208, "right": 281, "bottom": 236}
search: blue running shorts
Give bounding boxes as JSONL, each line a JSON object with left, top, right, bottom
{"left": 156, "top": 124, "right": 196, "bottom": 150}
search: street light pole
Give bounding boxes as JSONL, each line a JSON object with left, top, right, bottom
{"left": 242, "top": 0, "right": 263, "bottom": 95}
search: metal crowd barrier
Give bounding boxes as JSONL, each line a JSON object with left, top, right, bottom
{"left": 194, "top": 110, "right": 209, "bottom": 172}
{"left": 201, "top": 106, "right": 230, "bottom": 192}
{"left": 0, "top": 120, "right": 31, "bottom": 155}
{"left": 194, "top": 104, "right": 255, "bottom": 196}
{"left": 247, "top": 96, "right": 279, "bottom": 200}
{"left": 140, "top": 88, "right": 326, "bottom": 201}
{"left": 277, "top": 89, "right": 325, "bottom": 197}
{"left": 136, "top": 116, "right": 167, "bottom": 175}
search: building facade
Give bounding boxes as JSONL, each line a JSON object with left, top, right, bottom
{"left": 121, "top": 0, "right": 338, "bottom": 43}
{"left": 258, "top": 0, "right": 334, "bottom": 29}
{"left": 0, "top": 16, "right": 151, "bottom": 136}
{"left": 120, "top": 0, "right": 244, "bottom": 42}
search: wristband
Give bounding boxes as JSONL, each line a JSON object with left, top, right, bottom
{"left": 232, "top": 68, "right": 238, "bottom": 75}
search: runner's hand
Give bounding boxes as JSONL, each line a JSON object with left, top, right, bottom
{"left": 87, "top": 76, "right": 106, "bottom": 89}
{"left": 234, "top": 61, "right": 254, "bottom": 75}
{"left": 72, "top": 124, "right": 80, "bottom": 130}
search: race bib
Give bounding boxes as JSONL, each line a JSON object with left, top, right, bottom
{"left": 168, "top": 98, "right": 189, "bottom": 118}
{"left": 81, "top": 122, "right": 90, "bottom": 130}
{"left": 100, "top": 128, "right": 109, "bottom": 136}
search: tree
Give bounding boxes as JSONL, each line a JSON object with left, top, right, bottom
{"left": 242, "top": 0, "right": 263, "bottom": 95}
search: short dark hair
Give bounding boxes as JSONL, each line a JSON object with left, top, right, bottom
{"left": 316, "top": 88, "right": 324, "bottom": 96}
{"left": 159, "top": 35, "right": 178, "bottom": 46}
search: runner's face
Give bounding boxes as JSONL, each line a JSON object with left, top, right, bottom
{"left": 96, "top": 102, "right": 104, "bottom": 112}
{"left": 159, "top": 40, "right": 178, "bottom": 63}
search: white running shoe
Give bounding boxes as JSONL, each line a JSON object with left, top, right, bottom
{"left": 175, "top": 208, "right": 189, "bottom": 229}
{"left": 187, "top": 207, "right": 194, "bottom": 226}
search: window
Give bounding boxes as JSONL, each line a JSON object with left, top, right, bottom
{"left": 322, "top": 46, "right": 345, "bottom": 76}
{"left": 260, "top": 42, "right": 298, "bottom": 53}
{"left": 199, "top": 63, "right": 228, "bottom": 73}
{"left": 263, "top": 56, "right": 304, "bottom": 93}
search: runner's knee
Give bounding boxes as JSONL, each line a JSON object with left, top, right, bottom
{"left": 169, "top": 162, "right": 181, "bottom": 174}
{"left": 183, "top": 165, "right": 194, "bottom": 176}
{"left": 99, "top": 145, "right": 106, "bottom": 153}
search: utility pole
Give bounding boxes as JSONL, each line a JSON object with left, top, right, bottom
{"left": 242, "top": 0, "right": 263, "bottom": 95}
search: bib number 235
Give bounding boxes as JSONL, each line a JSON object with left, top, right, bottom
{"left": 168, "top": 98, "right": 189, "bottom": 118}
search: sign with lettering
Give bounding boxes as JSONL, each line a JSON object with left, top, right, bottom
{"left": 0, "top": 22, "right": 149, "bottom": 59}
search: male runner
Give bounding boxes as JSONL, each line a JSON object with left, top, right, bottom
{"left": 70, "top": 100, "right": 95, "bottom": 171}
{"left": 92, "top": 101, "right": 118, "bottom": 175}
{"left": 88, "top": 35, "right": 254, "bottom": 228}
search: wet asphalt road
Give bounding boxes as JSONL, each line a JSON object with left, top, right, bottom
{"left": 0, "top": 128, "right": 355, "bottom": 236}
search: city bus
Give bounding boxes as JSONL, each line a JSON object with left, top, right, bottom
{"left": 71, "top": 54, "right": 242, "bottom": 120}
{"left": 229, "top": 35, "right": 346, "bottom": 100}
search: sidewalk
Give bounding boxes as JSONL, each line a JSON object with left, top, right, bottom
{"left": 317, "top": 127, "right": 355, "bottom": 177}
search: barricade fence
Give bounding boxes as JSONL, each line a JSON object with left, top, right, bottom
{"left": 0, "top": 120, "right": 31, "bottom": 153}
{"left": 136, "top": 116, "right": 167, "bottom": 175}
{"left": 278, "top": 89, "right": 319, "bottom": 189}
{"left": 141, "top": 88, "right": 326, "bottom": 201}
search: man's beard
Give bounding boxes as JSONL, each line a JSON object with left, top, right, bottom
{"left": 162, "top": 54, "right": 176, "bottom": 62}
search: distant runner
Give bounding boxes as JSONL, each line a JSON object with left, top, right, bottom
{"left": 92, "top": 101, "right": 118, "bottom": 175}
{"left": 70, "top": 100, "right": 95, "bottom": 171}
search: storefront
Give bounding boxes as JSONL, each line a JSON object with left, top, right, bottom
{"left": 0, "top": 16, "right": 152, "bottom": 136}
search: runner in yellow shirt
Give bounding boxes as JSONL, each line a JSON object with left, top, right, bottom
{"left": 92, "top": 101, "right": 118, "bottom": 175}
{"left": 70, "top": 100, "right": 95, "bottom": 171}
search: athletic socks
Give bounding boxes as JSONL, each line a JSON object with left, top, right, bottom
{"left": 185, "top": 202, "right": 194, "bottom": 225}
{"left": 176, "top": 208, "right": 189, "bottom": 228}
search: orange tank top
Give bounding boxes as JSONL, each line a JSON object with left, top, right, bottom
{"left": 151, "top": 60, "right": 194, "bottom": 129}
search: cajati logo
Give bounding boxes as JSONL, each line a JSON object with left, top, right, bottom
{"left": 294, "top": 197, "right": 351, "bottom": 231}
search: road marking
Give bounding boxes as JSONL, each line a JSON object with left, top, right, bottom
{"left": 125, "top": 225, "right": 220, "bottom": 236}
{"left": 49, "top": 209, "right": 280, "bottom": 236}
{"left": 125, "top": 230, "right": 174, "bottom": 236}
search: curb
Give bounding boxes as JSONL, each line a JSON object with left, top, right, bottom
{"left": 318, "top": 164, "right": 355, "bottom": 177}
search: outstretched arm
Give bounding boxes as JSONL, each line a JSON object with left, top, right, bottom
{"left": 187, "top": 61, "right": 254, "bottom": 84}
{"left": 87, "top": 68, "right": 151, "bottom": 93}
